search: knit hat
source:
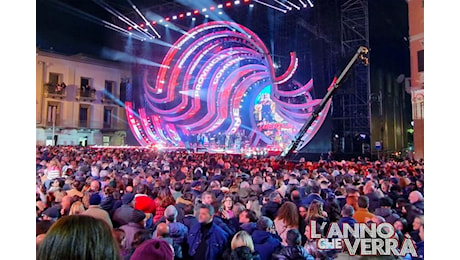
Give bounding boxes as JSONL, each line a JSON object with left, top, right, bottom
{"left": 122, "top": 193, "right": 135, "bottom": 205}
{"left": 134, "top": 196, "right": 156, "bottom": 213}
{"left": 89, "top": 193, "right": 101, "bottom": 205}
{"left": 130, "top": 239, "right": 174, "bottom": 260}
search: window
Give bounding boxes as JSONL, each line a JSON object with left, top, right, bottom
{"left": 47, "top": 103, "right": 59, "bottom": 126}
{"left": 49, "top": 73, "right": 62, "bottom": 85}
{"left": 79, "top": 105, "right": 90, "bottom": 128}
{"left": 104, "top": 80, "right": 116, "bottom": 101}
{"left": 80, "top": 77, "right": 94, "bottom": 98}
{"left": 103, "top": 136, "right": 110, "bottom": 146}
{"left": 417, "top": 50, "right": 424, "bottom": 72}
{"left": 103, "top": 107, "right": 112, "bottom": 128}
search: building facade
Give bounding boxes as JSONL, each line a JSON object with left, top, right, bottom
{"left": 408, "top": 0, "right": 424, "bottom": 160}
{"left": 36, "top": 49, "right": 131, "bottom": 146}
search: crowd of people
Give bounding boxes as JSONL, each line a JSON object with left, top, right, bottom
{"left": 35, "top": 145, "right": 424, "bottom": 260}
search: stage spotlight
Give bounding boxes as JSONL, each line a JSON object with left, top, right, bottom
{"left": 128, "top": 26, "right": 132, "bottom": 30}
{"left": 218, "top": 11, "right": 223, "bottom": 15}
{"left": 179, "top": 13, "right": 184, "bottom": 18}
{"left": 140, "top": 23, "right": 145, "bottom": 28}
{"left": 243, "top": 0, "right": 250, "bottom": 3}
{"left": 226, "top": 2, "right": 232, "bottom": 7}
{"left": 159, "top": 19, "right": 164, "bottom": 23}
{"left": 235, "top": 0, "right": 241, "bottom": 5}
{"left": 249, "top": 4, "right": 254, "bottom": 7}
{"left": 205, "top": 14, "right": 209, "bottom": 18}
{"left": 210, "top": 6, "right": 216, "bottom": 11}
{"left": 192, "top": 17, "right": 196, "bottom": 21}
{"left": 217, "top": 4, "right": 223, "bottom": 8}
{"left": 172, "top": 15, "right": 177, "bottom": 20}
{"left": 193, "top": 10, "right": 199, "bottom": 14}
{"left": 165, "top": 17, "right": 170, "bottom": 21}
{"left": 152, "top": 21, "right": 157, "bottom": 25}
{"left": 202, "top": 8, "right": 207, "bottom": 12}
{"left": 186, "top": 12, "right": 191, "bottom": 16}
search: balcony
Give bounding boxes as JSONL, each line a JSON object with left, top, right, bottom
{"left": 77, "top": 86, "right": 96, "bottom": 102}
{"left": 45, "top": 83, "right": 66, "bottom": 99}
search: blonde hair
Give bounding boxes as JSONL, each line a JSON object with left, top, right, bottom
{"left": 69, "top": 201, "right": 86, "bottom": 216}
{"left": 231, "top": 231, "right": 254, "bottom": 252}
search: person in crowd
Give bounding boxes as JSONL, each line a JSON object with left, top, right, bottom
{"left": 81, "top": 193, "right": 113, "bottom": 228}
{"left": 41, "top": 206, "right": 60, "bottom": 223}
{"left": 363, "top": 181, "right": 381, "bottom": 212}
{"left": 345, "top": 186, "right": 360, "bottom": 211}
{"left": 36, "top": 215, "right": 121, "bottom": 260}
{"left": 44, "top": 158, "right": 62, "bottom": 190}
{"left": 404, "top": 191, "right": 424, "bottom": 226}
{"left": 210, "top": 180, "right": 225, "bottom": 202}
{"left": 246, "top": 196, "right": 262, "bottom": 219}
{"left": 409, "top": 215, "right": 424, "bottom": 243}
{"left": 60, "top": 195, "right": 73, "bottom": 216}
{"left": 352, "top": 196, "right": 375, "bottom": 224}
{"left": 113, "top": 192, "right": 136, "bottom": 227}
{"left": 190, "top": 181, "right": 203, "bottom": 199}
{"left": 252, "top": 216, "right": 282, "bottom": 260}
{"left": 239, "top": 209, "right": 259, "bottom": 235}
{"left": 338, "top": 205, "right": 357, "bottom": 230}
{"left": 69, "top": 201, "right": 86, "bottom": 216}
{"left": 200, "top": 190, "right": 216, "bottom": 206}
{"left": 223, "top": 230, "right": 261, "bottom": 260}
{"left": 274, "top": 202, "right": 299, "bottom": 246}
{"left": 187, "top": 204, "right": 230, "bottom": 260}
{"left": 273, "top": 229, "right": 314, "bottom": 260}
{"left": 172, "top": 182, "right": 183, "bottom": 201}
{"left": 164, "top": 205, "right": 189, "bottom": 259}
{"left": 222, "top": 194, "right": 235, "bottom": 219}
{"left": 323, "top": 196, "right": 341, "bottom": 223}
{"left": 374, "top": 196, "right": 400, "bottom": 224}
{"left": 181, "top": 203, "right": 199, "bottom": 231}
{"left": 112, "top": 228, "right": 126, "bottom": 257}
{"left": 261, "top": 191, "right": 282, "bottom": 220}
{"left": 301, "top": 184, "right": 324, "bottom": 207}
{"left": 120, "top": 209, "right": 147, "bottom": 253}
{"left": 154, "top": 188, "right": 176, "bottom": 224}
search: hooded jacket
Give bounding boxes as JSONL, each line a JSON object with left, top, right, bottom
{"left": 252, "top": 230, "right": 282, "bottom": 260}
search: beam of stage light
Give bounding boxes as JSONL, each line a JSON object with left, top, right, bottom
{"left": 306, "top": 0, "right": 314, "bottom": 7}
{"left": 285, "top": 0, "right": 301, "bottom": 10}
{"left": 127, "top": 0, "right": 162, "bottom": 38}
{"left": 101, "top": 48, "right": 170, "bottom": 68}
{"left": 273, "top": 0, "right": 292, "bottom": 11}
{"left": 252, "top": 0, "right": 287, "bottom": 13}
{"left": 93, "top": 0, "right": 154, "bottom": 39}
{"left": 298, "top": 0, "right": 307, "bottom": 8}
{"left": 49, "top": 0, "right": 146, "bottom": 40}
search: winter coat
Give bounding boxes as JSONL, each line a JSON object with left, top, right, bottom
{"left": 169, "top": 222, "right": 189, "bottom": 259}
{"left": 187, "top": 221, "right": 230, "bottom": 260}
{"left": 374, "top": 207, "right": 400, "bottom": 224}
{"left": 272, "top": 245, "right": 314, "bottom": 260}
{"left": 252, "top": 230, "right": 282, "bottom": 260}
{"left": 261, "top": 201, "right": 281, "bottom": 220}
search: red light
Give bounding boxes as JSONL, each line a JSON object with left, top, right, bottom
{"left": 179, "top": 13, "right": 184, "bottom": 18}
{"left": 165, "top": 17, "right": 170, "bottom": 21}
{"left": 226, "top": 2, "right": 232, "bottom": 7}
{"left": 210, "top": 6, "right": 216, "bottom": 11}
{"left": 152, "top": 21, "right": 157, "bottom": 25}
{"left": 140, "top": 23, "right": 144, "bottom": 28}
{"left": 193, "top": 10, "right": 199, "bottom": 14}
{"left": 243, "top": 0, "right": 250, "bottom": 3}
{"left": 128, "top": 26, "right": 132, "bottom": 30}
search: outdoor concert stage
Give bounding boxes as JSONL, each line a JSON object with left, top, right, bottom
{"left": 124, "top": 21, "right": 332, "bottom": 156}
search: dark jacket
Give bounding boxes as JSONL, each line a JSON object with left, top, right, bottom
{"left": 374, "top": 207, "right": 400, "bottom": 224}
{"left": 169, "top": 222, "right": 189, "bottom": 259}
{"left": 252, "top": 230, "right": 282, "bottom": 260}
{"left": 240, "top": 222, "right": 257, "bottom": 235}
{"left": 406, "top": 202, "right": 424, "bottom": 226}
{"left": 273, "top": 245, "right": 314, "bottom": 260}
{"left": 181, "top": 215, "right": 199, "bottom": 232}
{"left": 338, "top": 217, "right": 357, "bottom": 230}
{"left": 365, "top": 192, "right": 381, "bottom": 213}
{"left": 214, "top": 215, "right": 236, "bottom": 237}
{"left": 211, "top": 189, "right": 225, "bottom": 202}
{"left": 223, "top": 246, "right": 261, "bottom": 260}
{"left": 261, "top": 201, "right": 281, "bottom": 220}
{"left": 100, "top": 195, "right": 115, "bottom": 213}
{"left": 300, "top": 194, "right": 324, "bottom": 207}
{"left": 188, "top": 221, "right": 230, "bottom": 260}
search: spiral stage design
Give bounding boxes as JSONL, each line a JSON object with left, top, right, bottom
{"left": 125, "top": 21, "right": 331, "bottom": 152}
